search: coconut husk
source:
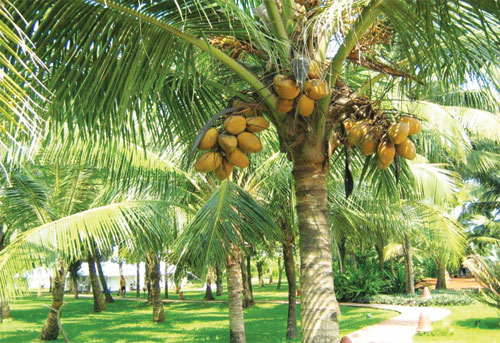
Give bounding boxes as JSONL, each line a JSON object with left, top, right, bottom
{"left": 214, "top": 160, "right": 234, "bottom": 180}
{"left": 199, "top": 128, "right": 218, "bottom": 150}
{"left": 228, "top": 149, "right": 249, "bottom": 168}
{"left": 377, "top": 158, "right": 391, "bottom": 170}
{"left": 343, "top": 118, "right": 355, "bottom": 131}
{"left": 224, "top": 115, "right": 247, "bottom": 135}
{"left": 308, "top": 60, "right": 321, "bottom": 79}
{"left": 218, "top": 134, "right": 238, "bottom": 154}
{"left": 304, "top": 79, "right": 329, "bottom": 100}
{"left": 360, "top": 132, "right": 378, "bottom": 155}
{"left": 273, "top": 75, "right": 300, "bottom": 99}
{"left": 377, "top": 140, "right": 396, "bottom": 166}
{"left": 400, "top": 116, "right": 421, "bottom": 135}
{"left": 297, "top": 95, "right": 315, "bottom": 116}
{"left": 276, "top": 98, "right": 294, "bottom": 114}
{"left": 246, "top": 117, "right": 269, "bottom": 133}
{"left": 347, "top": 125, "right": 366, "bottom": 146}
{"left": 396, "top": 138, "right": 416, "bottom": 160}
{"left": 237, "top": 132, "right": 262, "bottom": 153}
{"left": 194, "top": 152, "right": 222, "bottom": 172}
{"left": 388, "top": 122, "right": 410, "bottom": 144}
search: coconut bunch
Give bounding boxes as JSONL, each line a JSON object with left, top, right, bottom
{"left": 194, "top": 106, "right": 270, "bottom": 180}
{"left": 343, "top": 115, "right": 421, "bottom": 169}
{"left": 273, "top": 61, "right": 329, "bottom": 117}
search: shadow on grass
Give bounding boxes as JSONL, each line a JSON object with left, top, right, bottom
{"left": 1, "top": 295, "right": 396, "bottom": 343}
{"left": 455, "top": 317, "right": 500, "bottom": 330}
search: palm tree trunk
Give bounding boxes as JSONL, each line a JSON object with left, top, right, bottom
{"left": 268, "top": 264, "right": 273, "bottom": 285}
{"left": 256, "top": 261, "right": 264, "bottom": 287}
{"left": 145, "top": 257, "right": 153, "bottom": 304}
{"left": 204, "top": 275, "right": 215, "bottom": 300}
{"left": 227, "top": 251, "right": 245, "bottom": 343}
{"left": 174, "top": 267, "right": 183, "bottom": 294}
{"left": 276, "top": 256, "right": 282, "bottom": 290}
{"left": 72, "top": 276, "right": 79, "bottom": 299}
{"left": 40, "top": 267, "right": 66, "bottom": 340}
{"left": 283, "top": 241, "right": 298, "bottom": 340}
{"left": 1, "top": 301, "right": 11, "bottom": 319}
{"left": 87, "top": 254, "right": 107, "bottom": 312}
{"left": 118, "top": 260, "right": 124, "bottom": 296}
{"left": 147, "top": 253, "right": 165, "bottom": 323}
{"left": 375, "top": 241, "right": 385, "bottom": 273}
{"left": 240, "top": 257, "right": 254, "bottom": 308}
{"left": 136, "top": 262, "right": 141, "bottom": 298}
{"left": 246, "top": 255, "right": 253, "bottom": 298}
{"left": 402, "top": 235, "right": 415, "bottom": 295}
{"left": 436, "top": 261, "right": 447, "bottom": 289}
{"left": 216, "top": 265, "right": 224, "bottom": 296}
{"left": 95, "top": 255, "right": 114, "bottom": 303}
{"left": 339, "top": 236, "right": 347, "bottom": 274}
{"left": 293, "top": 162, "right": 339, "bottom": 343}
{"left": 164, "top": 261, "right": 169, "bottom": 299}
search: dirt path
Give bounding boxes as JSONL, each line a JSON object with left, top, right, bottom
{"left": 340, "top": 303, "right": 451, "bottom": 343}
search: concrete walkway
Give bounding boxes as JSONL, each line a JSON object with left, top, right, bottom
{"left": 339, "top": 303, "right": 451, "bottom": 343}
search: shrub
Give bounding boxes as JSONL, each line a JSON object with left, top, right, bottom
{"left": 359, "top": 290, "right": 476, "bottom": 306}
{"left": 334, "top": 264, "right": 387, "bottom": 301}
{"left": 384, "top": 265, "right": 406, "bottom": 294}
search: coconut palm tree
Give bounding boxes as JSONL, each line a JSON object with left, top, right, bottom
{"left": 174, "top": 180, "right": 282, "bottom": 342}
{"left": 8, "top": 2, "right": 500, "bottom": 341}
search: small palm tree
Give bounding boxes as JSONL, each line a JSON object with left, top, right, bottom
{"left": 465, "top": 255, "right": 500, "bottom": 320}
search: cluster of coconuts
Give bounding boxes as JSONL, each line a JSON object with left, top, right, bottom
{"left": 273, "top": 61, "right": 329, "bottom": 116}
{"left": 344, "top": 116, "right": 421, "bottom": 169}
{"left": 194, "top": 108, "right": 270, "bottom": 180}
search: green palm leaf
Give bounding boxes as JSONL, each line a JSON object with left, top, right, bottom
{"left": 173, "top": 180, "right": 282, "bottom": 276}
{"left": 0, "top": 200, "right": 169, "bottom": 301}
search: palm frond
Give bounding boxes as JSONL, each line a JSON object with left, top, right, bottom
{"left": 173, "top": 180, "right": 282, "bottom": 276}
{"left": 0, "top": 200, "right": 169, "bottom": 301}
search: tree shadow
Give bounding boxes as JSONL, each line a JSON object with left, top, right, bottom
{"left": 455, "top": 317, "right": 500, "bottom": 330}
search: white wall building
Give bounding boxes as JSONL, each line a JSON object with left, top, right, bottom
{"left": 25, "top": 261, "right": 179, "bottom": 293}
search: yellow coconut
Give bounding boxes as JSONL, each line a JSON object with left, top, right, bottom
{"left": 218, "top": 134, "right": 238, "bottom": 154}
{"left": 396, "top": 138, "right": 416, "bottom": 160}
{"left": 347, "top": 124, "right": 367, "bottom": 146}
{"left": 224, "top": 115, "right": 247, "bottom": 135}
{"left": 198, "top": 128, "right": 218, "bottom": 150}
{"left": 360, "top": 132, "right": 378, "bottom": 156}
{"left": 237, "top": 132, "right": 262, "bottom": 153}
{"left": 304, "top": 79, "right": 329, "bottom": 100}
{"left": 194, "top": 152, "right": 222, "bottom": 172}
{"left": 400, "top": 116, "right": 421, "bottom": 135}
{"left": 377, "top": 140, "right": 396, "bottom": 166}
{"left": 228, "top": 148, "right": 250, "bottom": 169}
{"left": 246, "top": 116, "right": 270, "bottom": 133}
{"left": 297, "top": 95, "right": 315, "bottom": 117}
{"left": 214, "top": 160, "right": 234, "bottom": 180}
{"left": 276, "top": 98, "right": 295, "bottom": 114}
{"left": 273, "top": 75, "right": 300, "bottom": 100}
{"left": 343, "top": 118, "right": 355, "bottom": 131}
{"left": 388, "top": 122, "right": 410, "bottom": 144}
{"left": 377, "top": 158, "right": 391, "bottom": 170}
{"left": 308, "top": 60, "right": 321, "bottom": 79}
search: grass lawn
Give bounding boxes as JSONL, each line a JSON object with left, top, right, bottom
{"left": 0, "top": 288, "right": 396, "bottom": 342}
{"left": 414, "top": 303, "right": 500, "bottom": 343}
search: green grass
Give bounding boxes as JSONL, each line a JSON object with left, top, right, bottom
{"left": 0, "top": 286, "right": 396, "bottom": 342}
{"left": 414, "top": 304, "right": 500, "bottom": 343}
